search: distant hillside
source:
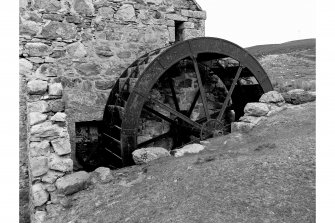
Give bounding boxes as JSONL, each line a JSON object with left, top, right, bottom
{"left": 246, "top": 39, "right": 316, "bottom": 57}
{"left": 249, "top": 38, "right": 316, "bottom": 93}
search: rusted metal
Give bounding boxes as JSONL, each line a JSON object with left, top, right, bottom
{"left": 76, "top": 37, "right": 273, "bottom": 169}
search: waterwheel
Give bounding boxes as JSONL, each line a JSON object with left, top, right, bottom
{"left": 77, "top": 37, "right": 273, "bottom": 170}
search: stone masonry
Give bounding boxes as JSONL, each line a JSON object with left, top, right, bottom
{"left": 19, "top": 0, "right": 206, "bottom": 222}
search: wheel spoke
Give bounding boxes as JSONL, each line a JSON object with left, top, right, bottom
{"left": 134, "top": 90, "right": 203, "bottom": 130}
{"left": 143, "top": 105, "right": 176, "bottom": 124}
{"left": 168, "top": 78, "right": 180, "bottom": 112}
{"left": 187, "top": 89, "right": 200, "bottom": 117}
{"left": 217, "top": 66, "right": 243, "bottom": 121}
{"left": 191, "top": 56, "right": 210, "bottom": 120}
{"left": 137, "top": 132, "right": 171, "bottom": 148}
{"left": 104, "top": 147, "right": 123, "bottom": 160}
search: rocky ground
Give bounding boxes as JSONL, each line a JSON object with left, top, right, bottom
{"left": 248, "top": 39, "right": 316, "bottom": 93}
{"left": 43, "top": 100, "right": 315, "bottom": 223}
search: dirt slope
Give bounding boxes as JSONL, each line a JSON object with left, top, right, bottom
{"left": 47, "top": 102, "right": 315, "bottom": 223}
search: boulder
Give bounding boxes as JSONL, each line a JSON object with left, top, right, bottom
{"left": 25, "top": 42, "right": 51, "bottom": 57}
{"left": 31, "top": 156, "right": 49, "bottom": 177}
{"left": 115, "top": 4, "right": 136, "bottom": 21}
{"left": 31, "top": 183, "right": 49, "bottom": 207}
{"left": 95, "top": 45, "right": 114, "bottom": 57}
{"left": 28, "top": 112, "right": 48, "bottom": 126}
{"left": 51, "top": 137, "right": 71, "bottom": 155}
{"left": 48, "top": 99, "right": 65, "bottom": 112}
{"left": 51, "top": 112, "right": 67, "bottom": 122}
{"left": 19, "top": 58, "right": 33, "bottom": 75}
{"left": 49, "top": 153, "right": 73, "bottom": 172}
{"left": 33, "top": 0, "right": 61, "bottom": 12}
{"left": 42, "top": 170, "right": 65, "bottom": 184}
{"left": 33, "top": 210, "right": 47, "bottom": 223}
{"left": 35, "top": 64, "right": 62, "bottom": 78}
{"left": 30, "top": 121, "right": 62, "bottom": 139}
{"left": 94, "top": 167, "right": 111, "bottom": 181}
{"left": 231, "top": 122, "right": 255, "bottom": 133}
{"left": 20, "top": 19, "right": 42, "bottom": 36}
{"left": 259, "top": 91, "right": 285, "bottom": 104}
{"left": 173, "top": 144, "right": 205, "bottom": 157}
{"left": 41, "top": 21, "right": 77, "bottom": 40}
{"left": 73, "top": 0, "right": 95, "bottom": 16}
{"left": 66, "top": 42, "right": 87, "bottom": 58}
{"left": 30, "top": 141, "right": 50, "bottom": 157}
{"left": 48, "top": 83, "right": 63, "bottom": 96}
{"left": 282, "top": 89, "right": 316, "bottom": 105}
{"left": 98, "top": 7, "right": 115, "bottom": 19}
{"left": 27, "top": 80, "right": 48, "bottom": 95}
{"left": 75, "top": 63, "right": 101, "bottom": 76}
{"left": 239, "top": 116, "right": 264, "bottom": 125}
{"left": 244, "top": 103, "right": 269, "bottom": 117}
{"left": 28, "top": 101, "right": 49, "bottom": 113}
{"left": 132, "top": 147, "right": 170, "bottom": 165}
{"left": 266, "top": 104, "right": 287, "bottom": 117}
{"left": 55, "top": 171, "right": 91, "bottom": 195}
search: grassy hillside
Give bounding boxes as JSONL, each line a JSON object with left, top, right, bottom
{"left": 246, "top": 39, "right": 316, "bottom": 57}
{"left": 246, "top": 39, "right": 316, "bottom": 92}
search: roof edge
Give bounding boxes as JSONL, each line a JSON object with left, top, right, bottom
{"left": 191, "top": 0, "right": 203, "bottom": 11}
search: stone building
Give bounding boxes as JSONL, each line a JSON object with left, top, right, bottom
{"left": 19, "top": 0, "right": 206, "bottom": 222}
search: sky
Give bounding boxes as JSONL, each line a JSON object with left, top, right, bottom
{"left": 195, "top": 0, "right": 316, "bottom": 47}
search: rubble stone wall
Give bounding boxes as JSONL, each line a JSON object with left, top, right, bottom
{"left": 19, "top": 0, "right": 206, "bottom": 222}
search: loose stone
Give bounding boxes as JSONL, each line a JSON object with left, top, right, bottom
{"left": 55, "top": 171, "right": 91, "bottom": 195}
{"left": 132, "top": 147, "right": 171, "bottom": 165}
{"left": 259, "top": 91, "right": 285, "bottom": 104}
{"left": 173, "top": 144, "right": 205, "bottom": 157}
{"left": 244, "top": 103, "right": 270, "bottom": 117}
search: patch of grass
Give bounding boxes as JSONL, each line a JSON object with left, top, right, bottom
{"left": 254, "top": 143, "right": 277, "bottom": 152}
{"left": 271, "top": 78, "right": 316, "bottom": 93}
{"left": 257, "top": 48, "right": 316, "bottom": 93}
{"left": 194, "top": 155, "right": 216, "bottom": 165}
